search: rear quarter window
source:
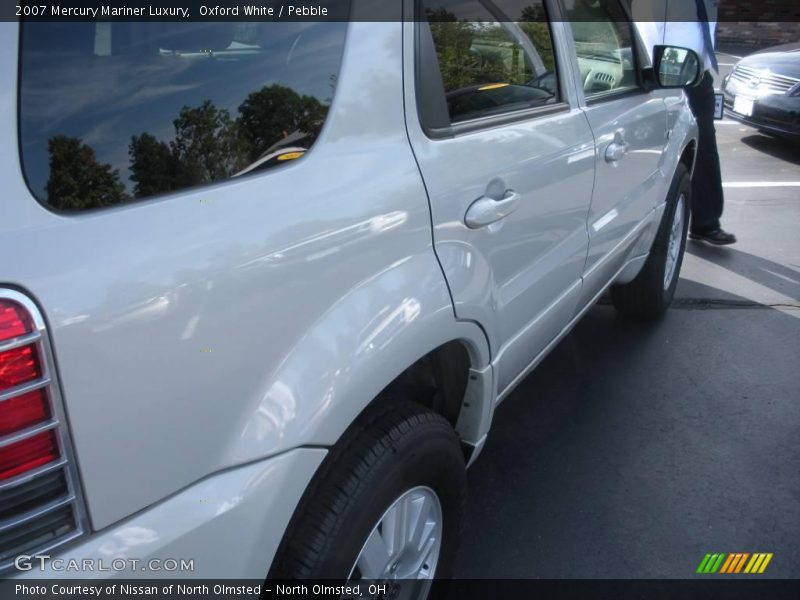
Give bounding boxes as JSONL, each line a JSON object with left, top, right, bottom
{"left": 18, "top": 21, "right": 348, "bottom": 211}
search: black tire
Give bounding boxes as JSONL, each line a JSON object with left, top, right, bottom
{"left": 268, "top": 400, "right": 466, "bottom": 587}
{"left": 610, "top": 163, "right": 691, "bottom": 319}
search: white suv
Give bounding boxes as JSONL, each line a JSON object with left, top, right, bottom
{"left": 2, "top": 0, "right": 699, "bottom": 588}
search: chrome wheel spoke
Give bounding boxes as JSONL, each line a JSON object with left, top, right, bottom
{"left": 403, "top": 494, "right": 438, "bottom": 577}
{"left": 357, "top": 528, "right": 392, "bottom": 579}
{"left": 349, "top": 486, "right": 443, "bottom": 585}
{"left": 405, "top": 531, "right": 438, "bottom": 578}
{"left": 381, "top": 498, "right": 406, "bottom": 558}
{"left": 663, "top": 195, "right": 685, "bottom": 290}
{"left": 407, "top": 492, "right": 431, "bottom": 550}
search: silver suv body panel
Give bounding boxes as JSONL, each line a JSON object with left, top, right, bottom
{"left": 1, "top": 20, "right": 489, "bottom": 530}
{"left": 2, "top": 1, "right": 697, "bottom": 575}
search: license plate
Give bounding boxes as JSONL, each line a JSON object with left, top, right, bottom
{"left": 714, "top": 93, "right": 724, "bottom": 120}
{"left": 733, "top": 95, "right": 755, "bottom": 117}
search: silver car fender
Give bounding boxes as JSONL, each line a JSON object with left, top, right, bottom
{"left": 223, "top": 249, "right": 493, "bottom": 467}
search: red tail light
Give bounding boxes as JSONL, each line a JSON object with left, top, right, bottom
{"left": 0, "top": 344, "right": 41, "bottom": 390}
{"left": 0, "top": 292, "right": 86, "bottom": 570}
{"left": 0, "top": 430, "right": 59, "bottom": 481}
{"left": 1, "top": 299, "right": 58, "bottom": 481}
{"left": 0, "top": 301, "right": 33, "bottom": 340}
{"left": 0, "top": 389, "right": 50, "bottom": 436}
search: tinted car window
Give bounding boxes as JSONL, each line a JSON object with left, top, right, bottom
{"left": 564, "top": 0, "right": 639, "bottom": 96}
{"left": 422, "top": 0, "right": 559, "bottom": 124}
{"left": 19, "top": 21, "right": 348, "bottom": 211}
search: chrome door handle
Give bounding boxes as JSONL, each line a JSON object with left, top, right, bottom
{"left": 605, "top": 141, "right": 629, "bottom": 162}
{"left": 605, "top": 130, "right": 629, "bottom": 163}
{"left": 464, "top": 191, "right": 520, "bottom": 229}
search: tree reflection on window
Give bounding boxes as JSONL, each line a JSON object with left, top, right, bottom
{"left": 19, "top": 20, "right": 347, "bottom": 211}
{"left": 423, "top": 1, "right": 559, "bottom": 124}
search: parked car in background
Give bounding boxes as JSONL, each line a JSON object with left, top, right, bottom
{"left": 722, "top": 43, "right": 800, "bottom": 142}
{"left": 2, "top": 0, "right": 699, "bottom": 593}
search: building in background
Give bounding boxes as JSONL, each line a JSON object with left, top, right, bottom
{"left": 717, "top": 1, "right": 800, "bottom": 47}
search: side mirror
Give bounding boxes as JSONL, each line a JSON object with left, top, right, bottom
{"left": 653, "top": 45, "right": 702, "bottom": 88}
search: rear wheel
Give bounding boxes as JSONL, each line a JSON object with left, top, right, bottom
{"left": 610, "top": 163, "right": 691, "bottom": 319}
{"left": 269, "top": 401, "right": 466, "bottom": 598}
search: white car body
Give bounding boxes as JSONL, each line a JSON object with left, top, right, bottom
{"left": 1, "top": 2, "right": 697, "bottom": 579}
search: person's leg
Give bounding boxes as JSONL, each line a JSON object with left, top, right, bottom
{"left": 685, "top": 72, "right": 724, "bottom": 233}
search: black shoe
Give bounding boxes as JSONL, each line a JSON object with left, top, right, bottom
{"left": 689, "top": 228, "right": 737, "bottom": 245}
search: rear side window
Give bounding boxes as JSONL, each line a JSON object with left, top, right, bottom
{"left": 422, "top": 0, "right": 559, "bottom": 124}
{"left": 18, "top": 22, "right": 348, "bottom": 211}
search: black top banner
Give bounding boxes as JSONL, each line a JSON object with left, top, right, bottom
{"left": 5, "top": 0, "right": 800, "bottom": 22}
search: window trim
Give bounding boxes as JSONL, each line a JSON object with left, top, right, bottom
{"left": 427, "top": 102, "right": 570, "bottom": 139}
{"left": 585, "top": 85, "right": 649, "bottom": 106}
{"left": 414, "top": 0, "right": 569, "bottom": 139}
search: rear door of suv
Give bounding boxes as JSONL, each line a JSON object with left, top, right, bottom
{"left": 405, "top": 0, "right": 596, "bottom": 398}
{"left": 561, "top": 0, "right": 669, "bottom": 306}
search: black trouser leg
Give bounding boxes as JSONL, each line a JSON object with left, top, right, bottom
{"left": 685, "top": 72, "right": 724, "bottom": 233}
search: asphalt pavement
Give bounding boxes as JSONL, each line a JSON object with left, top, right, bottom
{"left": 455, "top": 52, "right": 800, "bottom": 579}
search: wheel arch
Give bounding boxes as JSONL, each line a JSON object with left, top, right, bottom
{"left": 680, "top": 139, "right": 697, "bottom": 178}
{"left": 222, "top": 251, "right": 494, "bottom": 468}
{"left": 361, "top": 336, "right": 494, "bottom": 463}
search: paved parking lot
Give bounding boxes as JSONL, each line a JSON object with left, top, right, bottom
{"left": 456, "top": 52, "right": 800, "bottom": 579}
